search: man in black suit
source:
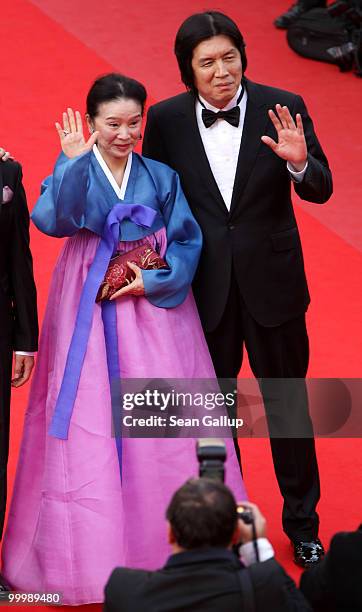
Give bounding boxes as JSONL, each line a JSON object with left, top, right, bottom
{"left": 142, "top": 11, "right": 333, "bottom": 566}
{"left": 104, "top": 479, "right": 312, "bottom": 612}
{"left": 0, "top": 154, "right": 38, "bottom": 590}
{"left": 300, "top": 525, "right": 362, "bottom": 611}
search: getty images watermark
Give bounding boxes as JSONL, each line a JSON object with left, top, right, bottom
{"left": 110, "top": 378, "right": 362, "bottom": 438}
{"left": 121, "top": 386, "right": 243, "bottom": 431}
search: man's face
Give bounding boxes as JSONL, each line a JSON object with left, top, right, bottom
{"left": 191, "top": 35, "right": 243, "bottom": 109}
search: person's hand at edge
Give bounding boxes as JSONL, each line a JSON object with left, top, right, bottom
{"left": 11, "top": 354, "right": 35, "bottom": 388}
{"left": 0, "top": 147, "right": 14, "bottom": 162}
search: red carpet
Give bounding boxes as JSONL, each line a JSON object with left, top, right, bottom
{"left": 1, "top": 0, "right": 361, "bottom": 608}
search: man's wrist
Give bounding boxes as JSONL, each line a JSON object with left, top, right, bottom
{"left": 287, "top": 159, "right": 308, "bottom": 172}
{"left": 239, "top": 538, "right": 274, "bottom": 566}
{"left": 15, "top": 351, "right": 36, "bottom": 356}
{"left": 287, "top": 159, "right": 308, "bottom": 182}
{"left": 289, "top": 160, "right": 306, "bottom": 172}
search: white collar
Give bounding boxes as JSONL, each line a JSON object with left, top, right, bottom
{"left": 93, "top": 145, "right": 132, "bottom": 200}
{"left": 198, "top": 84, "right": 243, "bottom": 112}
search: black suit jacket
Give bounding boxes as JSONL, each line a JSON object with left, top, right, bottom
{"left": 104, "top": 548, "right": 311, "bottom": 612}
{"left": 300, "top": 525, "right": 362, "bottom": 611}
{"left": 0, "top": 161, "right": 38, "bottom": 352}
{"left": 143, "top": 78, "right": 333, "bottom": 332}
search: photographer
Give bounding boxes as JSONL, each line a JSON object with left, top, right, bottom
{"left": 300, "top": 524, "right": 362, "bottom": 611}
{"left": 275, "top": 1, "right": 327, "bottom": 29}
{"left": 104, "top": 479, "right": 311, "bottom": 611}
{"left": 277, "top": 1, "right": 362, "bottom": 76}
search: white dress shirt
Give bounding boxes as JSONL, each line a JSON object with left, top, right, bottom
{"left": 196, "top": 85, "right": 246, "bottom": 211}
{"left": 195, "top": 85, "right": 307, "bottom": 211}
{"left": 240, "top": 537, "right": 275, "bottom": 566}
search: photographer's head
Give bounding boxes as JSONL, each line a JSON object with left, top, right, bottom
{"left": 166, "top": 478, "right": 240, "bottom": 552}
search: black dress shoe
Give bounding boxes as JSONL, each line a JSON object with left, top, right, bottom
{"left": 274, "top": 3, "right": 307, "bottom": 29}
{"left": 0, "top": 573, "right": 12, "bottom": 600}
{"left": 292, "top": 538, "right": 325, "bottom": 567}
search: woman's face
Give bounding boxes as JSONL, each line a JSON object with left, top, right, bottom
{"left": 87, "top": 98, "right": 143, "bottom": 161}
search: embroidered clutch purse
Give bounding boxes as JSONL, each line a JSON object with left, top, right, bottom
{"left": 96, "top": 243, "right": 168, "bottom": 302}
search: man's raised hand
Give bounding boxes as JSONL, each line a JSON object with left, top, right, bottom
{"left": 261, "top": 104, "right": 307, "bottom": 171}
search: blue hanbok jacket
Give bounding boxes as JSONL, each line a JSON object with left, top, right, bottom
{"left": 32, "top": 151, "right": 203, "bottom": 308}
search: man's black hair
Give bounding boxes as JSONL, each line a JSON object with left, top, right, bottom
{"left": 174, "top": 11, "right": 247, "bottom": 93}
{"left": 166, "top": 478, "right": 238, "bottom": 549}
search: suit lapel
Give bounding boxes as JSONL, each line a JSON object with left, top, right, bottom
{"left": 229, "top": 79, "right": 269, "bottom": 217}
{"left": 177, "top": 93, "right": 229, "bottom": 216}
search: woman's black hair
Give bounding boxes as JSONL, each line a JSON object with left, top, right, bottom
{"left": 174, "top": 11, "right": 247, "bottom": 92}
{"left": 86, "top": 73, "right": 147, "bottom": 118}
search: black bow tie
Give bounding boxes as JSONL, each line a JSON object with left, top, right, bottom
{"left": 201, "top": 105, "right": 241, "bottom": 128}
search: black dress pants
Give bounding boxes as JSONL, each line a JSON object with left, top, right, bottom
{"left": 0, "top": 339, "right": 12, "bottom": 541}
{"left": 204, "top": 274, "right": 320, "bottom": 541}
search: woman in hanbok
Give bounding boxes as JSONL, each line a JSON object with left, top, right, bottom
{"left": 1, "top": 73, "right": 245, "bottom": 605}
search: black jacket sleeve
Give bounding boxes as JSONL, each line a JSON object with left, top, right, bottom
{"left": 9, "top": 163, "right": 38, "bottom": 351}
{"left": 291, "top": 95, "right": 333, "bottom": 204}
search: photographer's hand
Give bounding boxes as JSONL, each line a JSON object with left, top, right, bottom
{"left": 236, "top": 501, "right": 266, "bottom": 544}
{"left": 235, "top": 502, "right": 274, "bottom": 565}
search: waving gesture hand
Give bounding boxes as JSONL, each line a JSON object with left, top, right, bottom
{"left": 55, "top": 108, "right": 99, "bottom": 159}
{"left": 261, "top": 104, "right": 307, "bottom": 171}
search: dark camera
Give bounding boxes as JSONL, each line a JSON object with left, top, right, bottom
{"left": 196, "top": 439, "right": 253, "bottom": 524}
{"left": 237, "top": 505, "right": 254, "bottom": 524}
{"left": 197, "top": 438, "right": 226, "bottom": 481}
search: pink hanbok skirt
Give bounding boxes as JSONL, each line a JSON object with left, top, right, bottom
{"left": 1, "top": 229, "right": 246, "bottom": 605}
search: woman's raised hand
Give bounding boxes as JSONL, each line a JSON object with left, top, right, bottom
{"left": 55, "top": 108, "right": 99, "bottom": 158}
